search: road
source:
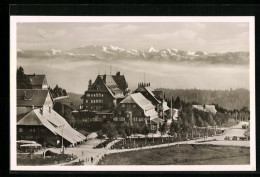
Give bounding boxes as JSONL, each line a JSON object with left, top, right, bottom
{"left": 199, "top": 121, "right": 250, "bottom": 147}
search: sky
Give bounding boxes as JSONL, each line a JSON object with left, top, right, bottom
{"left": 17, "top": 22, "right": 249, "bottom": 53}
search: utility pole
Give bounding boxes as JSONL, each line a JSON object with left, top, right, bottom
{"left": 61, "top": 125, "right": 65, "bottom": 154}
{"left": 144, "top": 72, "right": 145, "bottom": 84}
{"left": 171, "top": 97, "right": 172, "bottom": 119}
{"left": 110, "top": 65, "right": 112, "bottom": 75}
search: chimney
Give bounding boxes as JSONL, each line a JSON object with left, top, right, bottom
{"left": 33, "top": 73, "right": 36, "bottom": 76}
{"left": 32, "top": 105, "right": 34, "bottom": 109}
{"left": 49, "top": 106, "right": 51, "bottom": 113}
{"left": 116, "top": 71, "right": 120, "bottom": 76}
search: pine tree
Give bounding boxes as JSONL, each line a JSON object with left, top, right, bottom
{"left": 174, "top": 96, "right": 181, "bottom": 109}
{"left": 17, "top": 66, "right": 32, "bottom": 89}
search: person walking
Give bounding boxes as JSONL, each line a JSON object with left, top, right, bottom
{"left": 91, "top": 156, "right": 93, "bottom": 163}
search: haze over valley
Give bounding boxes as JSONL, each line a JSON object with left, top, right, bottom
{"left": 17, "top": 45, "right": 249, "bottom": 94}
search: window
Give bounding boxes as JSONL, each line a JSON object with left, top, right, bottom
{"left": 151, "top": 124, "right": 157, "bottom": 130}
{"left": 119, "top": 117, "right": 125, "bottom": 121}
{"left": 122, "top": 104, "right": 125, "bottom": 107}
{"left": 113, "top": 117, "right": 118, "bottom": 121}
{"left": 29, "top": 128, "right": 36, "bottom": 133}
{"left": 86, "top": 100, "right": 88, "bottom": 103}
{"left": 94, "top": 116, "right": 99, "bottom": 122}
{"left": 87, "top": 94, "right": 90, "bottom": 97}
{"left": 18, "top": 128, "right": 23, "bottom": 133}
{"left": 139, "top": 118, "right": 144, "bottom": 121}
{"left": 101, "top": 94, "right": 104, "bottom": 97}
{"left": 133, "top": 117, "right": 138, "bottom": 121}
{"left": 127, "top": 104, "right": 131, "bottom": 107}
{"left": 133, "top": 104, "right": 136, "bottom": 108}
{"left": 103, "top": 115, "right": 106, "bottom": 119}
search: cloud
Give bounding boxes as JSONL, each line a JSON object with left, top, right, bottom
{"left": 144, "top": 29, "right": 198, "bottom": 40}
{"left": 17, "top": 22, "right": 249, "bottom": 52}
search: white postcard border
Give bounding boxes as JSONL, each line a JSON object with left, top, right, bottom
{"left": 10, "top": 16, "right": 256, "bottom": 171}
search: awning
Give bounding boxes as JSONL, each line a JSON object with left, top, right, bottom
{"left": 151, "top": 117, "right": 164, "bottom": 125}
{"left": 144, "top": 109, "right": 158, "bottom": 119}
{"left": 17, "top": 140, "right": 37, "bottom": 144}
{"left": 20, "top": 143, "right": 42, "bottom": 147}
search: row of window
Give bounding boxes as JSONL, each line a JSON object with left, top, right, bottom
{"left": 117, "top": 110, "right": 142, "bottom": 116}
{"left": 121, "top": 104, "right": 136, "bottom": 108}
{"left": 86, "top": 93, "right": 104, "bottom": 97}
{"left": 82, "top": 117, "right": 103, "bottom": 122}
{"left": 80, "top": 117, "right": 146, "bottom": 122}
{"left": 113, "top": 117, "right": 125, "bottom": 121}
{"left": 133, "top": 117, "right": 145, "bottom": 122}
{"left": 18, "top": 128, "right": 47, "bottom": 133}
{"left": 88, "top": 99, "right": 104, "bottom": 104}
{"left": 81, "top": 115, "right": 110, "bottom": 122}
{"left": 90, "top": 106, "right": 104, "bottom": 110}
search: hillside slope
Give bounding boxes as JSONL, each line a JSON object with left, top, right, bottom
{"left": 67, "top": 92, "right": 82, "bottom": 107}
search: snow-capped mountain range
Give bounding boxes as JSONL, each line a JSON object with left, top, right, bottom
{"left": 17, "top": 45, "right": 249, "bottom": 65}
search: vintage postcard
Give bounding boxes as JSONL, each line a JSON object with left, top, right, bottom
{"left": 10, "top": 16, "right": 255, "bottom": 171}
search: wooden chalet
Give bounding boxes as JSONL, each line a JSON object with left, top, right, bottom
{"left": 17, "top": 107, "right": 86, "bottom": 147}
{"left": 27, "top": 74, "right": 48, "bottom": 89}
{"left": 114, "top": 93, "right": 163, "bottom": 132}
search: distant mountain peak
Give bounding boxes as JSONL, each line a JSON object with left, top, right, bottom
{"left": 17, "top": 45, "right": 249, "bottom": 65}
{"left": 148, "top": 46, "right": 158, "bottom": 53}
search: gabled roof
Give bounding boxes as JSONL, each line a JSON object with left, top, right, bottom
{"left": 88, "top": 74, "right": 126, "bottom": 98}
{"left": 120, "top": 93, "right": 155, "bottom": 111}
{"left": 17, "top": 111, "right": 43, "bottom": 126}
{"left": 27, "top": 74, "right": 47, "bottom": 86}
{"left": 112, "top": 75, "right": 127, "bottom": 91}
{"left": 119, "top": 93, "right": 159, "bottom": 119}
{"left": 131, "top": 93, "right": 155, "bottom": 111}
{"left": 17, "top": 89, "right": 51, "bottom": 107}
{"left": 144, "top": 87, "right": 161, "bottom": 104}
{"left": 17, "top": 108, "right": 86, "bottom": 144}
{"left": 134, "top": 86, "right": 161, "bottom": 104}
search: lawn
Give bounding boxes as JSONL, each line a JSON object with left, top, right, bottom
{"left": 98, "top": 144, "right": 250, "bottom": 165}
{"left": 17, "top": 152, "right": 75, "bottom": 166}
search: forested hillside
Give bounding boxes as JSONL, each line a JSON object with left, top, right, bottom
{"left": 156, "top": 88, "right": 249, "bottom": 110}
